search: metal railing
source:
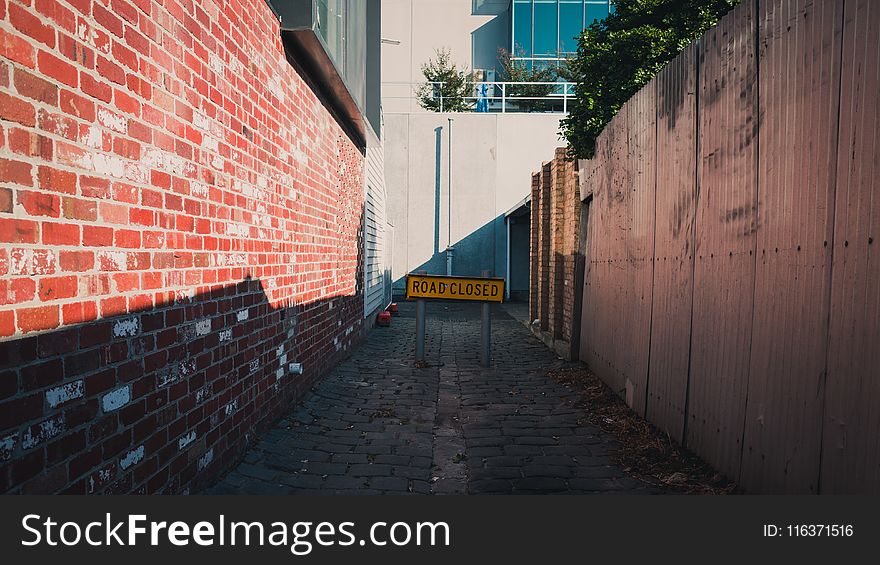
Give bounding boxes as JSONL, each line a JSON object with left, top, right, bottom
{"left": 381, "top": 81, "right": 576, "bottom": 114}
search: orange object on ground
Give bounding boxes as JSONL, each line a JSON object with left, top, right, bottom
{"left": 377, "top": 311, "right": 392, "bottom": 326}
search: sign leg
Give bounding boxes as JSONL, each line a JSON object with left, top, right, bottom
{"left": 415, "top": 298, "right": 426, "bottom": 363}
{"left": 481, "top": 269, "right": 491, "bottom": 367}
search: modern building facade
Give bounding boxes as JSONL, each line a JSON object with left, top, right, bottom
{"left": 509, "top": 0, "right": 612, "bottom": 70}
{"left": 0, "top": 0, "right": 387, "bottom": 494}
{"left": 382, "top": 0, "right": 602, "bottom": 298}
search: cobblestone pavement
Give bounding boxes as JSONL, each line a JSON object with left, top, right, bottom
{"left": 206, "top": 301, "right": 661, "bottom": 494}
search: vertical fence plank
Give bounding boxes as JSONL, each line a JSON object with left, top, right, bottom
{"left": 740, "top": 0, "right": 844, "bottom": 494}
{"left": 686, "top": 0, "right": 758, "bottom": 480}
{"left": 822, "top": 0, "right": 880, "bottom": 494}
{"left": 646, "top": 42, "right": 699, "bottom": 442}
{"left": 626, "top": 83, "right": 658, "bottom": 416}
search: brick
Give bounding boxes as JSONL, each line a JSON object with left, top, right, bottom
{"left": 80, "top": 176, "right": 111, "bottom": 199}
{"left": 62, "top": 197, "right": 97, "bottom": 221}
{"left": 0, "top": 278, "right": 36, "bottom": 305}
{"left": 17, "top": 190, "right": 61, "bottom": 218}
{"left": 34, "top": 0, "right": 78, "bottom": 34}
{"left": 0, "top": 311, "right": 14, "bottom": 337}
{"left": 83, "top": 225, "right": 113, "bottom": 246}
{"left": 13, "top": 68, "right": 59, "bottom": 105}
{"left": 17, "top": 305, "right": 60, "bottom": 333}
{"left": 81, "top": 73, "right": 113, "bottom": 103}
{"left": 61, "top": 301, "right": 98, "bottom": 324}
{"left": 0, "top": 25, "right": 37, "bottom": 69}
{"left": 60, "top": 89, "right": 96, "bottom": 121}
{"left": 42, "top": 222, "right": 80, "bottom": 245}
{"left": 93, "top": 3, "right": 124, "bottom": 37}
{"left": 0, "top": 92, "right": 36, "bottom": 127}
{"left": 7, "top": 129, "right": 53, "bottom": 159}
{"left": 0, "top": 218, "right": 39, "bottom": 243}
{"left": 39, "top": 276, "right": 78, "bottom": 301}
{"left": 0, "top": 187, "right": 12, "bottom": 213}
{"left": 0, "top": 159, "right": 33, "bottom": 186}
{"left": 38, "top": 166, "right": 77, "bottom": 194}
{"left": 96, "top": 55, "right": 125, "bottom": 85}
{"left": 38, "top": 50, "right": 78, "bottom": 87}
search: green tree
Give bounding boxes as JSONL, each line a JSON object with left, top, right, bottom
{"left": 416, "top": 48, "right": 473, "bottom": 112}
{"left": 497, "top": 48, "right": 557, "bottom": 112}
{"left": 561, "top": 0, "right": 740, "bottom": 158}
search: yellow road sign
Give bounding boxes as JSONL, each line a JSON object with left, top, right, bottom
{"left": 406, "top": 274, "right": 505, "bottom": 303}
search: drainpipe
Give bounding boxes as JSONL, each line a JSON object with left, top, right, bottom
{"left": 505, "top": 216, "right": 511, "bottom": 301}
{"left": 446, "top": 117, "right": 454, "bottom": 276}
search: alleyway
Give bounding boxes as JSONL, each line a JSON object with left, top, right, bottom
{"left": 206, "top": 302, "right": 659, "bottom": 495}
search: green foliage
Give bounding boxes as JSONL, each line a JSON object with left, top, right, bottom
{"left": 497, "top": 48, "right": 557, "bottom": 112}
{"left": 561, "top": 0, "right": 740, "bottom": 158}
{"left": 416, "top": 48, "right": 473, "bottom": 112}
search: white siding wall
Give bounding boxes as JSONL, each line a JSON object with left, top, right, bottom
{"left": 364, "top": 121, "right": 390, "bottom": 318}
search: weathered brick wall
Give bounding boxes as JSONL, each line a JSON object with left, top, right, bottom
{"left": 0, "top": 0, "right": 366, "bottom": 493}
{"left": 528, "top": 148, "right": 581, "bottom": 358}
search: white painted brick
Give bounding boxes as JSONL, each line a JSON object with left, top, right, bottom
{"left": 219, "top": 328, "right": 232, "bottom": 342}
{"left": 195, "top": 319, "right": 212, "bottom": 336}
{"left": 22, "top": 415, "right": 66, "bottom": 450}
{"left": 45, "top": 380, "right": 84, "bottom": 409}
{"left": 1, "top": 433, "right": 19, "bottom": 461}
{"left": 289, "top": 363, "right": 303, "bottom": 375}
{"left": 102, "top": 386, "right": 131, "bottom": 412}
{"left": 113, "top": 317, "right": 139, "bottom": 338}
{"left": 278, "top": 354, "right": 287, "bottom": 365}
{"left": 197, "top": 448, "right": 214, "bottom": 471}
{"left": 178, "top": 431, "right": 197, "bottom": 450}
{"left": 179, "top": 358, "right": 196, "bottom": 377}
{"left": 224, "top": 400, "right": 237, "bottom": 417}
{"left": 276, "top": 368, "right": 284, "bottom": 381}
{"left": 97, "top": 108, "right": 127, "bottom": 133}
{"left": 248, "top": 359, "right": 260, "bottom": 373}
{"left": 236, "top": 309, "right": 249, "bottom": 322}
{"left": 119, "top": 445, "right": 145, "bottom": 471}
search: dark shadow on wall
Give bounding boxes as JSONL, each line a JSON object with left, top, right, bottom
{"left": 391, "top": 213, "right": 531, "bottom": 303}
{"left": 471, "top": 11, "right": 510, "bottom": 73}
{"left": 0, "top": 209, "right": 368, "bottom": 495}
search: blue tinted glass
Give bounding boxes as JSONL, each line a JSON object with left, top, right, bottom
{"left": 559, "top": 1, "right": 585, "bottom": 54}
{"left": 533, "top": 0, "right": 558, "bottom": 57}
{"left": 585, "top": 2, "right": 609, "bottom": 26}
{"left": 513, "top": 1, "right": 532, "bottom": 56}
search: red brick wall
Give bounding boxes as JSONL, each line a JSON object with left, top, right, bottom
{"left": 529, "top": 148, "right": 581, "bottom": 356}
{"left": 0, "top": 0, "right": 366, "bottom": 493}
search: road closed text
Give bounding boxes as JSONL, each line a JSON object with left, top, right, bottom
{"left": 406, "top": 274, "right": 504, "bottom": 302}
{"left": 20, "top": 514, "right": 450, "bottom": 556}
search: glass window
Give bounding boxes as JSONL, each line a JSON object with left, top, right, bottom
{"left": 585, "top": 2, "right": 610, "bottom": 27}
{"left": 512, "top": 0, "right": 532, "bottom": 56}
{"left": 316, "top": 0, "right": 347, "bottom": 70}
{"left": 559, "top": 1, "right": 585, "bottom": 54}
{"left": 532, "top": 0, "right": 558, "bottom": 57}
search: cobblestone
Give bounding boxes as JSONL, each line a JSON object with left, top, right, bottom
{"left": 205, "top": 301, "right": 665, "bottom": 495}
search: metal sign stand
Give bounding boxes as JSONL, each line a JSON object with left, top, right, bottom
{"left": 415, "top": 297, "right": 426, "bottom": 364}
{"left": 480, "top": 270, "right": 491, "bottom": 367}
{"left": 413, "top": 270, "right": 493, "bottom": 368}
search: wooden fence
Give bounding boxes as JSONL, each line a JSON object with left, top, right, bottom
{"left": 577, "top": 0, "right": 879, "bottom": 493}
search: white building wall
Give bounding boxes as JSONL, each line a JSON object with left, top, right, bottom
{"left": 385, "top": 111, "right": 562, "bottom": 288}
{"left": 364, "top": 122, "right": 391, "bottom": 317}
{"left": 381, "top": 0, "right": 510, "bottom": 113}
